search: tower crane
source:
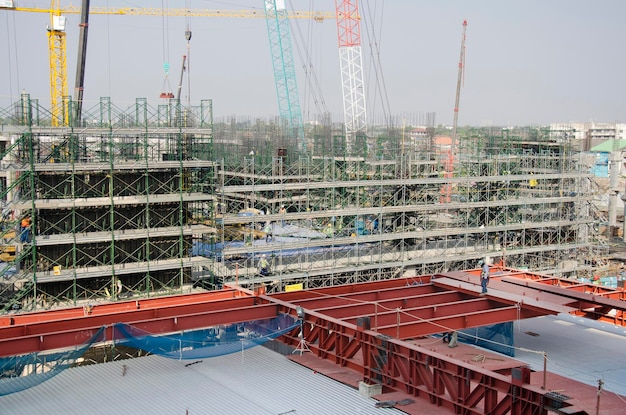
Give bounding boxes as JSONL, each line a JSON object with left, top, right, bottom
{"left": 0, "top": 1, "right": 335, "bottom": 127}
{"left": 334, "top": 0, "right": 367, "bottom": 152}
{"left": 451, "top": 20, "right": 467, "bottom": 159}
{"left": 179, "top": 25, "right": 192, "bottom": 105}
{"left": 264, "top": 0, "right": 305, "bottom": 151}
{"left": 176, "top": 55, "right": 188, "bottom": 102}
{"left": 47, "top": 0, "right": 69, "bottom": 126}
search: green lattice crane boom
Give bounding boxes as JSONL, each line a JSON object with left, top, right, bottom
{"left": 1, "top": 1, "right": 335, "bottom": 127}
{"left": 263, "top": 0, "right": 306, "bottom": 151}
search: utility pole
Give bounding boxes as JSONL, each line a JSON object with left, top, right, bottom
{"left": 622, "top": 182, "right": 626, "bottom": 243}
{"left": 608, "top": 139, "right": 621, "bottom": 237}
{"left": 595, "top": 379, "right": 604, "bottom": 415}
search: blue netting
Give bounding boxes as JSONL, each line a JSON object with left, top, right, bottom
{"left": 0, "top": 314, "right": 299, "bottom": 396}
{"left": 0, "top": 326, "right": 106, "bottom": 396}
{"left": 112, "top": 314, "right": 299, "bottom": 359}
{"left": 457, "top": 322, "right": 515, "bottom": 356}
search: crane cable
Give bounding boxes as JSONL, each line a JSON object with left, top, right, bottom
{"left": 160, "top": 0, "right": 173, "bottom": 97}
{"left": 362, "top": 0, "right": 392, "bottom": 128}
{"left": 3, "top": 10, "right": 20, "bottom": 102}
{"left": 287, "top": 0, "right": 329, "bottom": 122}
{"left": 105, "top": 0, "right": 111, "bottom": 98}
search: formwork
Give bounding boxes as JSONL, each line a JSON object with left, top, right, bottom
{"left": 0, "top": 94, "right": 607, "bottom": 309}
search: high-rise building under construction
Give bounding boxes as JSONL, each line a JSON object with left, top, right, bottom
{"left": 0, "top": 94, "right": 605, "bottom": 311}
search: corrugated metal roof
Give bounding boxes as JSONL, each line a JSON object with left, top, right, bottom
{"left": 514, "top": 313, "right": 626, "bottom": 397}
{"left": 0, "top": 346, "right": 405, "bottom": 415}
{"left": 2, "top": 314, "right": 625, "bottom": 414}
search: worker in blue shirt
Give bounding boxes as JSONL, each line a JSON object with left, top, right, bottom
{"left": 480, "top": 260, "right": 490, "bottom": 294}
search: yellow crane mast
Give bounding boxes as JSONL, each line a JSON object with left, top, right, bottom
{"left": 1, "top": 1, "right": 335, "bottom": 126}
{"left": 47, "top": 0, "right": 69, "bottom": 126}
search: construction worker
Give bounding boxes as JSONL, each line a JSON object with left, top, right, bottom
{"left": 278, "top": 205, "right": 286, "bottom": 226}
{"left": 480, "top": 259, "right": 490, "bottom": 294}
{"left": 1, "top": 207, "right": 11, "bottom": 231}
{"left": 20, "top": 214, "right": 31, "bottom": 243}
{"left": 323, "top": 222, "right": 334, "bottom": 237}
{"left": 258, "top": 254, "right": 270, "bottom": 276}
{"left": 264, "top": 221, "right": 273, "bottom": 243}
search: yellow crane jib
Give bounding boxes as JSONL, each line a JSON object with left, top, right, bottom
{"left": 1, "top": 1, "right": 336, "bottom": 127}
{"left": 5, "top": 5, "right": 335, "bottom": 20}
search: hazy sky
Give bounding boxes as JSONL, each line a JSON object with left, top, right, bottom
{"left": 1, "top": 0, "right": 625, "bottom": 126}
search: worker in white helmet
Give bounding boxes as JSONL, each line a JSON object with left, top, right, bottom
{"left": 258, "top": 254, "right": 270, "bottom": 276}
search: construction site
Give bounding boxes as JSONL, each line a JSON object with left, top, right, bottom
{"left": 0, "top": 1, "right": 615, "bottom": 310}
{"left": 0, "top": 89, "right": 609, "bottom": 310}
{"left": 1, "top": 2, "right": 625, "bottom": 414}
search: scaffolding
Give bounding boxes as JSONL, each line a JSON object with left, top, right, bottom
{"left": 208, "top": 121, "right": 605, "bottom": 292}
{"left": 0, "top": 95, "right": 607, "bottom": 310}
{"left": 0, "top": 93, "right": 215, "bottom": 310}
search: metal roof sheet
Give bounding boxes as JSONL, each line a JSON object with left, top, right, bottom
{"left": 1, "top": 314, "right": 625, "bottom": 414}
{"left": 514, "top": 313, "right": 626, "bottom": 398}
{"left": 0, "top": 346, "right": 405, "bottom": 415}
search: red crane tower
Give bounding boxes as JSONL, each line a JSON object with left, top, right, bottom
{"left": 442, "top": 20, "right": 467, "bottom": 203}
{"left": 335, "top": 0, "right": 367, "bottom": 151}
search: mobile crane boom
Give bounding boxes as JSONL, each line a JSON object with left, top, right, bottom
{"left": 73, "top": 0, "right": 90, "bottom": 126}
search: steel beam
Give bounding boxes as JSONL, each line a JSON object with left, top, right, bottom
{"left": 0, "top": 288, "right": 247, "bottom": 327}
{"left": 275, "top": 303, "right": 580, "bottom": 414}
{"left": 0, "top": 299, "right": 276, "bottom": 356}
{"left": 2, "top": 273, "right": 617, "bottom": 413}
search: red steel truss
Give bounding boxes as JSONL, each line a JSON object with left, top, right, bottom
{"left": 446, "top": 267, "right": 626, "bottom": 326}
{"left": 2, "top": 269, "right": 625, "bottom": 414}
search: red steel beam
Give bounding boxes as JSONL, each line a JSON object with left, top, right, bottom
{"left": 0, "top": 299, "right": 277, "bottom": 357}
{"left": 313, "top": 296, "right": 486, "bottom": 320}
{"left": 500, "top": 276, "right": 626, "bottom": 307}
{"left": 269, "top": 276, "right": 434, "bottom": 303}
{"left": 272, "top": 302, "right": 578, "bottom": 415}
{"left": 500, "top": 276, "right": 626, "bottom": 326}
{"left": 317, "top": 297, "right": 547, "bottom": 332}
{"left": 468, "top": 268, "right": 626, "bottom": 301}
{"left": 278, "top": 286, "right": 465, "bottom": 310}
{"left": 0, "top": 288, "right": 249, "bottom": 327}
{"left": 375, "top": 306, "right": 539, "bottom": 339}
{"left": 1, "top": 273, "right": 602, "bottom": 413}
{"left": 1, "top": 270, "right": 592, "bottom": 358}
{"left": 433, "top": 276, "right": 576, "bottom": 315}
